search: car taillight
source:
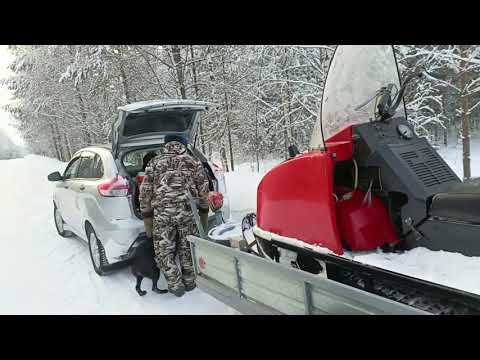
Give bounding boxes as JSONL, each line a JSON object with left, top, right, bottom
{"left": 98, "top": 175, "right": 130, "bottom": 197}
{"left": 136, "top": 172, "right": 145, "bottom": 185}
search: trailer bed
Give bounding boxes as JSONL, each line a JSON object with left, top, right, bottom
{"left": 188, "top": 235, "right": 429, "bottom": 315}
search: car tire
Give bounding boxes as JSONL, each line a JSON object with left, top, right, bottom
{"left": 86, "top": 222, "right": 109, "bottom": 276}
{"left": 54, "top": 203, "right": 73, "bottom": 238}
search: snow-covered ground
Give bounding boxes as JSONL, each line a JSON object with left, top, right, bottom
{"left": 225, "top": 159, "right": 279, "bottom": 222}
{"left": 0, "top": 134, "right": 479, "bottom": 314}
{"left": 0, "top": 155, "right": 237, "bottom": 314}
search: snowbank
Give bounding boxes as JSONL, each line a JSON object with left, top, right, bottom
{"left": 224, "top": 159, "right": 280, "bottom": 219}
{"left": 346, "top": 247, "right": 480, "bottom": 295}
{"left": 437, "top": 134, "right": 480, "bottom": 179}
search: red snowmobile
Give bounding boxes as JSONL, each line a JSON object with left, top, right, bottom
{"left": 243, "top": 45, "right": 480, "bottom": 313}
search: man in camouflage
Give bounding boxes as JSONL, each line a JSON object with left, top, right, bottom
{"left": 139, "top": 134, "right": 210, "bottom": 297}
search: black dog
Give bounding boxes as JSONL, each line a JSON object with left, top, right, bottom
{"left": 131, "top": 237, "right": 168, "bottom": 296}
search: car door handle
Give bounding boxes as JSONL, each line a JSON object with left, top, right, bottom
{"left": 63, "top": 186, "right": 69, "bottom": 189}
{"left": 79, "top": 185, "right": 85, "bottom": 191}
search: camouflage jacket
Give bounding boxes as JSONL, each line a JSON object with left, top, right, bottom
{"left": 139, "top": 141, "right": 210, "bottom": 218}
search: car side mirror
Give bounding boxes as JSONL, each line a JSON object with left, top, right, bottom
{"left": 48, "top": 171, "right": 63, "bottom": 182}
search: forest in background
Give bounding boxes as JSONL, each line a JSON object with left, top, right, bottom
{"left": 0, "top": 127, "right": 23, "bottom": 159}
{"left": 2, "top": 45, "right": 479, "bottom": 179}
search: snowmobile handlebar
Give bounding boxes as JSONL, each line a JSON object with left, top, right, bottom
{"left": 355, "top": 68, "right": 435, "bottom": 122}
{"left": 354, "top": 70, "right": 424, "bottom": 116}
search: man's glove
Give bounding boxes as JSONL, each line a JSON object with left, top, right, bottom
{"left": 199, "top": 207, "right": 209, "bottom": 233}
{"left": 143, "top": 216, "right": 153, "bottom": 239}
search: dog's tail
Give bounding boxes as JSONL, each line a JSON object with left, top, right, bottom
{"left": 127, "top": 234, "right": 150, "bottom": 260}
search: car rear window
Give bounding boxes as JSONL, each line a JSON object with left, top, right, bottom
{"left": 123, "top": 110, "right": 197, "bottom": 137}
{"left": 91, "top": 154, "right": 104, "bottom": 178}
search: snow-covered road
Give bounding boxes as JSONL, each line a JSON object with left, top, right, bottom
{"left": 0, "top": 155, "right": 236, "bottom": 314}
{"left": 1, "top": 134, "right": 479, "bottom": 313}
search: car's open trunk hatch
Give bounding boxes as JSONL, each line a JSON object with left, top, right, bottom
{"left": 113, "top": 99, "right": 218, "bottom": 220}
{"left": 112, "top": 100, "right": 213, "bottom": 158}
{"left": 123, "top": 110, "right": 196, "bottom": 140}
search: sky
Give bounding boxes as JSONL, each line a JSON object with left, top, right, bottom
{"left": 0, "top": 45, "right": 23, "bottom": 146}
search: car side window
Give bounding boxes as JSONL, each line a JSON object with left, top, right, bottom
{"left": 63, "top": 157, "right": 81, "bottom": 180}
{"left": 91, "top": 154, "right": 104, "bottom": 179}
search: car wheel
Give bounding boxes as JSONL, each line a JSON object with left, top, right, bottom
{"left": 54, "top": 203, "right": 73, "bottom": 238}
{"left": 86, "top": 223, "right": 109, "bottom": 276}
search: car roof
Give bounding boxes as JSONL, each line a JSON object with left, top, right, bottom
{"left": 72, "top": 144, "right": 112, "bottom": 158}
{"left": 117, "top": 99, "right": 217, "bottom": 113}
{"left": 87, "top": 143, "right": 112, "bottom": 151}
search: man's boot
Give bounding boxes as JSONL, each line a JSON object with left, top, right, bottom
{"left": 169, "top": 284, "right": 186, "bottom": 297}
{"left": 184, "top": 282, "right": 196, "bottom": 292}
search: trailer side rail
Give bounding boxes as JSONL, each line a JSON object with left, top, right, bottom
{"left": 188, "top": 236, "right": 429, "bottom": 315}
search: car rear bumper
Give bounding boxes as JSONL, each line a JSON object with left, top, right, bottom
{"left": 94, "top": 196, "right": 230, "bottom": 263}
{"left": 96, "top": 218, "right": 145, "bottom": 262}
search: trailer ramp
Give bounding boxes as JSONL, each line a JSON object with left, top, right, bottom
{"left": 188, "top": 236, "right": 428, "bottom": 315}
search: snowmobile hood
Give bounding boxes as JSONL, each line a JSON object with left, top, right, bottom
{"left": 310, "top": 45, "right": 406, "bottom": 150}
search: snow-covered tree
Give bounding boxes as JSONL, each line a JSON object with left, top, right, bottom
{"left": 396, "top": 45, "right": 448, "bottom": 144}
{"left": 3, "top": 44, "right": 478, "bottom": 178}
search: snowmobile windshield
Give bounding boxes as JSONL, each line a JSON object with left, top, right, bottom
{"left": 310, "top": 45, "right": 406, "bottom": 149}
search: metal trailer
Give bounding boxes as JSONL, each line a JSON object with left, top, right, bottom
{"left": 187, "top": 235, "right": 429, "bottom": 315}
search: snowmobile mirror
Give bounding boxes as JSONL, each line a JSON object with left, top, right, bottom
{"left": 48, "top": 171, "right": 63, "bottom": 182}
{"left": 377, "top": 84, "right": 395, "bottom": 120}
{"left": 385, "top": 70, "right": 428, "bottom": 120}
{"left": 288, "top": 144, "right": 300, "bottom": 158}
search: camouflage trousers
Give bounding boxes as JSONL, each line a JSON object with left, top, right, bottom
{"left": 152, "top": 209, "right": 198, "bottom": 292}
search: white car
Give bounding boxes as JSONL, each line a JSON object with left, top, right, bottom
{"left": 47, "top": 99, "right": 230, "bottom": 275}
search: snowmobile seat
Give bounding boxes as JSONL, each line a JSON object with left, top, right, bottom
{"left": 430, "top": 178, "right": 480, "bottom": 224}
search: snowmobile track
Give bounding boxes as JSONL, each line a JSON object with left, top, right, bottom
{"left": 271, "top": 240, "right": 480, "bottom": 315}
